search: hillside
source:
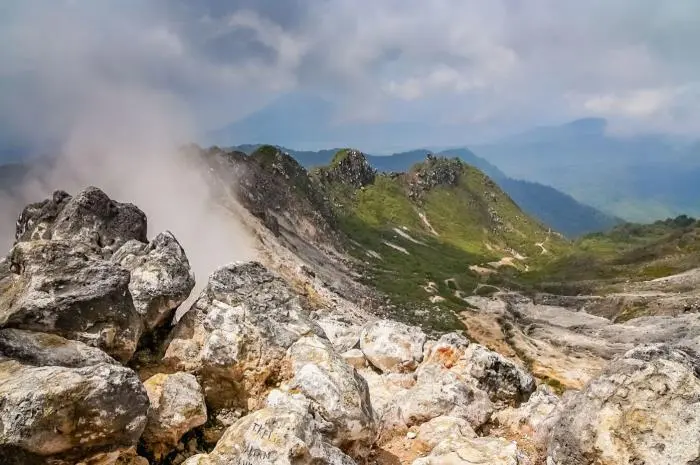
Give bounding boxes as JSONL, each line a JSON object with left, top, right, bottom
{"left": 232, "top": 144, "right": 619, "bottom": 236}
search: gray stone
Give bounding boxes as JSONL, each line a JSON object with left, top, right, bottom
{"left": 0, "top": 240, "right": 142, "bottom": 362}
{"left": 112, "top": 232, "right": 195, "bottom": 331}
{"left": 360, "top": 319, "right": 426, "bottom": 373}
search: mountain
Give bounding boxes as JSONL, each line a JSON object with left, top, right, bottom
{"left": 471, "top": 118, "right": 700, "bottom": 222}
{"left": 232, "top": 144, "right": 620, "bottom": 237}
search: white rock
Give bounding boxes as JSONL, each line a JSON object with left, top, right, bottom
{"left": 360, "top": 319, "right": 427, "bottom": 373}
{"left": 141, "top": 372, "right": 208, "bottom": 460}
{"left": 185, "top": 407, "right": 357, "bottom": 465}
{"left": 548, "top": 344, "right": 700, "bottom": 465}
{"left": 316, "top": 317, "right": 361, "bottom": 352}
{"left": 286, "top": 335, "right": 376, "bottom": 457}
{"left": 341, "top": 348, "right": 368, "bottom": 369}
{"left": 494, "top": 384, "right": 560, "bottom": 447}
{"left": 412, "top": 436, "right": 520, "bottom": 465}
{"left": 415, "top": 416, "right": 477, "bottom": 450}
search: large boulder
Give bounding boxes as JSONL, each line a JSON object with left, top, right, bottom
{"left": 141, "top": 372, "right": 208, "bottom": 460}
{"left": 112, "top": 232, "right": 195, "bottom": 331}
{"left": 181, "top": 407, "right": 357, "bottom": 465}
{"left": 414, "top": 416, "right": 477, "bottom": 451}
{"left": 360, "top": 319, "right": 427, "bottom": 373}
{"left": 15, "top": 187, "right": 147, "bottom": 255}
{"left": 547, "top": 344, "right": 700, "bottom": 465}
{"left": 0, "top": 240, "right": 142, "bottom": 362}
{"left": 419, "top": 333, "right": 535, "bottom": 406}
{"left": 285, "top": 335, "right": 376, "bottom": 457}
{"left": 163, "top": 262, "right": 326, "bottom": 411}
{"left": 494, "top": 384, "right": 560, "bottom": 449}
{"left": 0, "top": 331, "right": 148, "bottom": 465}
{"left": 316, "top": 316, "right": 361, "bottom": 353}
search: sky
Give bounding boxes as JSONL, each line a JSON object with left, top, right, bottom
{"left": 1, "top": 0, "right": 700, "bottom": 152}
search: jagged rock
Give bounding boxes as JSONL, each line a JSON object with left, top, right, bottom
{"left": 319, "top": 149, "right": 376, "bottom": 188}
{"left": 316, "top": 316, "right": 361, "bottom": 352}
{"left": 112, "top": 232, "right": 195, "bottom": 331}
{"left": 141, "top": 372, "right": 207, "bottom": 460}
{"left": 285, "top": 335, "right": 376, "bottom": 457}
{"left": 0, "top": 328, "right": 117, "bottom": 367}
{"left": 408, "top": 156, "right": 463, "bottom": 201}
{"left": 341, "top": 348, "right": 368, "bottom": 369}
{"left": 164, "top": 262, "right": 325, "bottom": 411}
{"left": 419, "top": 333, "right": 535, "bottom": 406}
{"left": 414, "top": 416, "right": 477, "bottom": 451}
{"left": 360, "top": 319, "right": 427, "bottom": 373}
{"left": 0, "top": 240, "right": 141, "bottom": 362}
{"left": 181, "top": 407, "right": 357, "bottom": 465}
{"left": 16, "top": 187, "right": 147, "bottom": 255}
{"left": 461, "top": 344, "right": 535, "bottom": 405}
{"left": 547, "top": 344, "right": 700, "bottom": 465}
{"left": 494, "top": 384, "right": 560, "bottom": 448}
{"left": 412, "top": 436, "right": 520, "bottom": 465}
{"left": 0, "top": 358, "right": 148, "bottom": 464}
{"left": 399, "top": 363, "right": 494, "bottom": 430}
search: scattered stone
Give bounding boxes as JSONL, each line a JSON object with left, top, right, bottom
{"left": 360, "top": 319, "right": 427, "bottom": 373}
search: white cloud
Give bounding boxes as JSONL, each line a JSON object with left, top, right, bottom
{"left": 583, "top": 89, "right": 675, "bottom": 118}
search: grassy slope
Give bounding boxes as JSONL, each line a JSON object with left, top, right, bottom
{"left": 314, "top": 153, "right": 571, "bottom": 329}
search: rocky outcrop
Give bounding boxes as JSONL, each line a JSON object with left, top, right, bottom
{"left": 112, "top": 232, "right": 195, "bottom": 331}
{"left": 163, "top": 262, "right": 326, "bottom": 411}
{"left": 181, "top": 407, "right": 356, "bottom": 465}
{"left": 407, "top": 155, "right": 463, "bottom": 201}
{"left": 360, "top": 319, "right": 427, "bottom": 373}
{"left": 16, "top": 187, "right": 147, "bottom": 255}
{"left": 318, "top": 149, "right": 376, "bottom": 188}
{"left": 0, "top": 330, "right": 148, "bottom": 465}
{"left": 0, "top": 239, "right": 142, "bottom": 362}
{"left": 547, "top": 344, "right": 700, "bottom": 465}
{"left": 141, "top": 372, "right": 207, "bottom": 460}
{"left": 494, "top": 384, "right": 560, "bottom": 448}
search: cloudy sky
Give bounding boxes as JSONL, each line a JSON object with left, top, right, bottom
{"left": 1, "top": 0, "right": 699, "bottom": 151}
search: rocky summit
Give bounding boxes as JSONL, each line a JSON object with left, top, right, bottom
{"left": 0, "top": 149, "right": 699, "bottom": 465}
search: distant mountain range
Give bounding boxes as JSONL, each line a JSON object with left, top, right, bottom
{"left": 232, "top": 144, "right": 620, "bottom": 237}
{"left": 209, "top": 93, "right": 700, "bottom": 223}
{"left": 470, "top": 118, "right": 700, "bottom": 222}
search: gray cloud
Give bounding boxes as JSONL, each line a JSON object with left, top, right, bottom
{"left": 1, "top": 0, "right": 700, "bottom": 148}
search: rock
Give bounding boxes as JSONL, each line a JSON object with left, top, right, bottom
{"left": 412, "top": 436, "right": 520, "bottom": 465}
{"left": 0, "top": 359, "right": 148, "bottom": 464}
{"left": 319, "top": 150, "right": 376, "bottom": 188}
{"left": 461, "top": 344, "right": 535, "bottom": 405}
{"left": 182, "top": 407, "right": 357, "bottom": 465}
{"left": 357, "top": 369, "right": 414, "bottom": 433}
{"left": 0, "top": 240, "right": 142, "bottom": 362}
{"left": 341, "top": 348, "right": 368, "bottom": 369}
{"left": 420, "top": 333, "right": 535, "bottom": 406}
{"left": 547, "top": 344, "right": 700, "bottom": 465}
{"left": 16, "top": 187, "right": 147, "bottom": 255}
{"left": 112, "top": 232, "right": 195, "bottom": 331}
{"left": 494, "top": 384, "right": 560, "bottom": 447}
{"left": 285, "top": 335, "right": 376, "bottom": 457}
{"left": 360, "top": 319, "right": 427, "bottom": 373}
{"left": 400, "top": 363, "right": 494, "bottom": 430}
{"left": 407, "top": 431, "right": 418, "bottom": 439}
{"left": 164, "top": 262, "right": 326, "bottom": 411}
{"left": 141, "top": 372, "right": 208, "bottom": 460}
{"left": 0, "top": 328, "right": 117, "bottom": 367}
{"left": 316, "top": 316, "right": 361, "bottom": 352}
{"left": 415, "top": 416, "right": 477, "bottom": 451}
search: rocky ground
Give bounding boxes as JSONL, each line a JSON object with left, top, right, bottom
{"left": 0, "top": 182, "right": 699, "bottom": 465}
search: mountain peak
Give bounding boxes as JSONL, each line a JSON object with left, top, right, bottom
{"left": 319, "top": 149, "right": 376, "bottom": 188}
